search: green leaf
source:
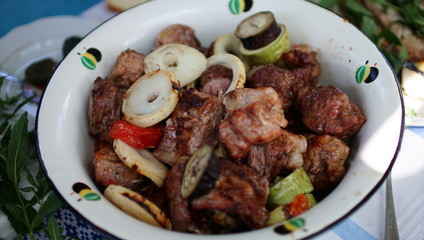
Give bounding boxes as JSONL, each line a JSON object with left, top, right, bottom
{"left": 0, "top": 204, "right": 29, "bottom": 233}
{"left": 6, "top": 112, "right": 29, "bottom": 184}
{"left": 45, "top": 214, "right": 63, "bottom": 240}
{"left": 381, "top": 27, "right": 403, "bottom": 45}
{"left": 15, "top": 234, "right": 23, "bottom": 240}
{"left": 360, "top": 15, "right": 379, "bottom": 42}
{"left": 24, "top": 166, "right": 39, "bottom": 189}
{"left": 20, "top": 186, "right": 36, "bottom": 193}
{"left": 345, "top": 0, "right": 374, "bottom": 17}
{"left": 33, "top": 192, "right": 63, "bottom": 228}
{"left": 315, "top": 0, "right": 341, "bottom": 9}
{"left": 0, "top": 181, "right": 19, "bottom": 204}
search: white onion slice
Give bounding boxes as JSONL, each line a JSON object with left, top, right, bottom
{"left": 113, "top": 139, "right": 169, "bottom": 187}
{"left": 144, "top": 43, "right": 207, "bottom": 87}
{"left": 206, "top": 53, "right": 246, "bottom": 94}
{"left": 122, "top": 69, "right": 179, "bottom": 128}
{"left": 104, "top": 185, "right": 172, "bottom": 229}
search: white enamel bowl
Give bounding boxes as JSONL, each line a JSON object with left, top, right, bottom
{"left": 36, "top": 0, "right": 404, "bottom": 239}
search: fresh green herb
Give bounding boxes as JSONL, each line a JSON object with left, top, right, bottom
{"left": 313, "top": 0, "right": 423, "bottom": 75}
{"left": 0, "top": 77, "right": 64, "bottom": 239}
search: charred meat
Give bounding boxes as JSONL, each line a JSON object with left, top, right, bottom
{"left": 198, "top": 65, "right": 233, "bottom": 96}
{"left": 165, "top": 157, "right": 214, "bottom": 233}
{"left": 302, "top": 134, "right": 350, "bottom": 191}
{"left": 296, "top": 85, "right": 366, "bottom": 139}
{"left": 153, "top": 89, "right": 225, "bottom": 165}
{"left": 219, "top": 87, "right": 288, "bottom": 161}
{"left": 93, "top": 140, "right": 145, "bottom": 190}
{"left": 88, "top": 77, "right": 122, "bottom": 142}
{"left": 248, "top": 129, "right": 307, "bottom": 182}
{"left": 155, "top": 24, "right": 201, "bottom": 49}
{"left": 108, "top": 49, "right": 145, "bottom": 89}
{"left": 191, "top": 159, "right": 269, "bottom": 229}
{"left": 247, "top": 63, "right": 296, "bottom": 111}
{"left": 277, "top": 44, "right": 321, "bottom": 93}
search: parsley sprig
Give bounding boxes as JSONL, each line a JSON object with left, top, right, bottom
{"left": 0, "top": 76, "right": 64, "bottom": 240}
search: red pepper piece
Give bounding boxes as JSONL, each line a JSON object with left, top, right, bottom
{"left": 287, "top": 194, "right": 309, "bottom": 218}
{"left": 108, "top": 121, "right": 162, "bottom": 149}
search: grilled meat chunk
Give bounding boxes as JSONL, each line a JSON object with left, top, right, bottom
{"left": 153, "top": 89, "right": 225, "bottom": 165}
{"left": 165, "top": 157, "right": 214, "bottom": 233}
{"left": 93, "top": 140, "right": 144, "bottom": 190}
{"left": 248, "top": 129, "right": 307, "bottom": 182}
{"left": 219, "top": 87, "right": 288, "bottom": 162}
{"left": 155, "top": 24, "right": 201, "bottom": 49}
{"left": 277, "top": 44, "right": 321, "bottom": 92}
{"left": 199, "top": 65, "right": 233, "bottom": 96}
{"left": 88, "top": 77, "right": 122, "bottom": 142}
{"left": 247, "top": 63, "right": 296, "bottom": 111}
{"left": 108, "top": 49, "right": 145, "bottom": 89}
{"left": 302, "top": 134, "right": 350, "bottom": 191}
{"left": 296, "top": 85, "right": 366, "bottom": 139}
{"left": 191, "top": 159, "right": 269, "bottom": 229}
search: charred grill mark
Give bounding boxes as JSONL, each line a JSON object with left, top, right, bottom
{"left": 121, "top": 192, "right": 167, "bottom": 228}
{"left": 172, "top": 82, "right": 180, "bottom": 92}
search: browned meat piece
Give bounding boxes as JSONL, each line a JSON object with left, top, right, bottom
{"left": 247, "top": 63, "right": 296, "bottom": 110}
{"left": 302, "top": 134, "right": 350, "bottom": 191}
{"left": 153, "top": 89, "right": 225, "bottom": 165}
{"left": 165, "top": 157, "right": 214, "bottom": 233}
{"left": 88, "top": 77, "right": 122, "bottom": 142}
{"left": 248, "top": 129, "right": 307, "bottom": 181}
{"left": 296, "top": 85, "right": 366, "bottom": 139}
{"left": 93, "top": 140, "right": 144, "bottom": 190}
{"left": 199, "top": 65, "right": 232, "bottom": 96}
{"left": 108, "top": 49, "right": 145, "bottom": 89}
{"left": 219, "top": 87, "right": 288, "bottom": 161}
{"left": 155, "top": 24, "right": 201, "bottom": 49}
{"left": 277, "top": 44, "right": 321, "bottom": 92}
{"left": 223, "top": 86, "right": 285, "bottom": 116}
{"left": 191, "top": 159, "right": 269, "bottom": 229}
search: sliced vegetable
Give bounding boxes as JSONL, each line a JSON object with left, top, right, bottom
{"left": 122, "top": 69, "right": 180, "bottom": 128}
{"left": 104, "top": 185, "right": 172, "bottom": 229}
{"left": 210, "top": 33, "right": 251, "bottom": 71}
{"left": 239, "top": 24, "right": 290, "bottom": 66}
{"left": 267, "top": 193, "right": 317, "bottom": 226}
{"left": 181, "top": 145, "right": 221, "bottom": 199}
{"left": 268, "top": 167, "right": 314, "bottom": 209}
{"left": 206, "top": 53, "right": 246, "bottom": 94}
{"left": 144, "top": 43, "right": 207, "bottom": 87}
{"left": 108, "top": 120, "right": 162, "bottom": 149}
{"left": 235, "top": 11, "right": 282, "bottom": 50}
{"left": 113, "top": 139, "right": 169, "bottom": 187}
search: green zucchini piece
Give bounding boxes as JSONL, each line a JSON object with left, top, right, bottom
{"left": 266, "top": 193, "right": 317, "bottom": 226}
{"left": 239, "top": 24, "right": 290, "bottom": 66}
{"left": 268, "top": 167, "right": 314, "bottom": 209}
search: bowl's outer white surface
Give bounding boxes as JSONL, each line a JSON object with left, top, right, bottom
{"left": 36, "top": 0, "right": 404, "bottom": 239}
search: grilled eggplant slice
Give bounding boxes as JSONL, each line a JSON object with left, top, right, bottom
{"left": 104, "top": 185, "right": 171, "bottom": 229}
{"left": 235, "top": 11, "right": 281, "bottom": 50}
{"left": 181, "top": 145, "right": 221, "bottom": 199}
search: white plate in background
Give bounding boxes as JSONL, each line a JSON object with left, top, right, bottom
{"left": 0, "top": 15, "right": 101, "bottom": 79}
